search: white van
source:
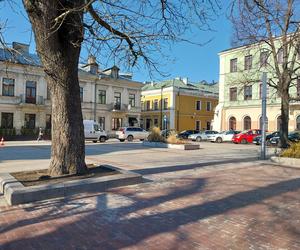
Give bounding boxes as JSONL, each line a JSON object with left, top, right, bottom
{"left": 83, "top": 120, "right": 108, "bottom": 143}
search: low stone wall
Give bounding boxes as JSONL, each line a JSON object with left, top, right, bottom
{"left": 143, "top": 141, "right": 200, "bottom": 150}
{"left": 0, "top": 165, "right": 142, "bottom": 205}
{"left": 270, "top": 156, "right": 300, "bottom": 168}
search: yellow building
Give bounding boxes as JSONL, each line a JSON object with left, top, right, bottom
{"left": 141, "top": 77, "right": 218, "bottom": 132}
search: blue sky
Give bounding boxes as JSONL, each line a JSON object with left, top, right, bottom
{"left": 0, "top": 1, "right": 232, "bottom": 83}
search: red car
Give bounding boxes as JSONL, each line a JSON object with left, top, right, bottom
{"left": 232, "top": 129, "right": 262, "bottom": 144}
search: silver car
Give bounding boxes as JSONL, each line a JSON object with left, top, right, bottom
{"left": 116, "top": 127, "right": 149, "bottom": 142}
{"left": 207, "top": 130, "right": 239, "bottom": 143}
{"left": 188, "top": 130, "right": 218, "bottom": 142}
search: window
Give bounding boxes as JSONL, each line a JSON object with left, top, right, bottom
{"left": 114, "top": 92, "right": 121, "bottom": 110}
{"left": 1, "top": 113, "right": 13, "bottom": 129}
{"left": 146, "top": 118, "right": 152, "bottom": 130}
{"left": 244, "top": 85, "right": 252, "bottom": 100}
{"left": 196, "top": 100, "right": 201, "bottom": 110}
{"left": 244, "top": 55, "right": 252, "bottom": 70}
{"left": 163, "top": 98, "right": 168, "bottom": 110}
{"left": 24, "top": 114, "right": 36, "bottom": 129}
{"left": 230, "top": 58, "right": 237, "bottom": 72}
{"left": 129, "top": 94, "right": 135, "bottom": 107}
{"left": 80, "top": 87, "right": 83, "bottom": 102}
{"left": 98, "top": 90, "right": 106, "bottom": 104}
{"left": 229, "top": 87, "right": 237, "bottom": 101}
{"left": 98, "top": 117, "right": 105, "bottom": 130}
{"left": 2, "top": 78, "right": 15, "bottom": 96}
{"left": 229, "top": 117, "right": 236, "bottom": 130}
{"left": 26, "top": 81, "right": 36, "bottom": 104}
{"left": 206, "top": 101, "right": 212, "bottom": 111}
{"left": 243, "top": 116, "right": 251, "bottom": 130}
{"left": 154, "top": 99, "right": 159, "bottom": 110}
{"left": 260, "top": 51, "right": 268, "bottom": 67}
{"left": 154, "top": 118, "right": 158, "bottom": 127}
{"left": 259, "top": 116, "right": 268, "bottom": 130}
{"left": 297, "top": 115, "right": 300, "bottom": 130}
{"left": 146, "top": 100, "right": 151, "bottom": 111}
{"left": 259, "top": 83, "right": 269, "bottom": 99}
{"left": 206, "top": 121, "right": 211, "bottom": 130}
{"left": 297, "top": 78, "right": 300, "bottom": 97}
{"left": 195, "top": 120, "right": 201, "bottom": 131}
{"left": 278, "top": 48, "right": 284, "bottom": 64}
{"left": 112, "top": 118, "right": 122, "bottom": 130}
{"left": 46, "top": 114, "right": 51, "bottom": 129}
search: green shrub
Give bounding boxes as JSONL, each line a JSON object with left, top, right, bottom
{"left": 280, "top": 142, "right": 300, "bottom": 158}
{"left": 0, "top": 128, "right": 16, "bottom": 137}
{"left": 147, "top": 127, "right": 165, "bottom": 142}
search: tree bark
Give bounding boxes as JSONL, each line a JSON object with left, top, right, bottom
{"left": 280, "top": 86, "right": 290, "bottom": 148}
{"left": 23, "top": 0, "right": 87, "bottom": 176}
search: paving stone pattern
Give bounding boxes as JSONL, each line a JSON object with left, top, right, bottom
{"left": 1, "top": 160, "right": 300, "bottom": 250}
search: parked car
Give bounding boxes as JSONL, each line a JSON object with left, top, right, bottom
{"left": 232, "top": 129, "right": 262, "bottom": 144}
{"left": 116, "top": 127, "right": 149, "bottom": 142}
{"left": 83, "top": 120, "right": 108, "bottom": 143}
{"left": 269, "top": 131, "right": 300, "bottom": 146}
{"left": 253, "top": 131, "right": 280, "bottom": 145}
{"left": 177, "top": 130, "right": 199, "bottom": 139}
{"left": 207, "top": 130, "right": 240, "bottom": 143}
{"left": 188, "top": 130, "right": 219, "bottom": 142}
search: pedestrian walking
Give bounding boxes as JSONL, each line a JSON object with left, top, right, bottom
{"left": 37, "top": 128, "right": 44, "bottom": 141}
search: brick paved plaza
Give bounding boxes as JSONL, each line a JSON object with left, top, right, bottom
{"left": 1, "top": 151, "right": 300, "bottom": 250}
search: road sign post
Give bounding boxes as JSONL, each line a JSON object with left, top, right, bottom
{"left": 261, "top": 72, "right": 267, "bottom": 160}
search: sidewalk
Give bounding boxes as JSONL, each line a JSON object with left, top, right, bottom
{"left": 1, "top": 160, "right": 300, "bottom": 249}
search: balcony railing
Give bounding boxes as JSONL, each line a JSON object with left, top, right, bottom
{"left": 20, "top": 95, "right": 45, "bottom": 105}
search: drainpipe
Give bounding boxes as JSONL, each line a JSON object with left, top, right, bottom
{"left": 94, "top": 81, "right": 97, "bottom": 121}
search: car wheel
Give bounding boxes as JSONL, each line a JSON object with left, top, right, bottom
{"left": 241, "top": 138, "right": 247, "bottom": 144}
{"left": 216, "top": 137, "right": 222, "bottom": 143}
{"left": 99, "top": 136, "right": 106, "bottom": 143}
{"left": 119, "top": 139, "right": 125, "bottom": 142}
{"left": 127, "top": 135, "right": 134, "bottom": 142}
{"left": 196, "top": 136, "right": 202, "bottom": 142}
{"left": 92, "top": 140, "right": 97, "bottom": 143}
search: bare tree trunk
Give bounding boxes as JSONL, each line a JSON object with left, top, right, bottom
{"left": 280, "top": 87, "right": 290, "bottom": 148}
{"left": 23, "top": 0, "right": 87, "bottom": 176}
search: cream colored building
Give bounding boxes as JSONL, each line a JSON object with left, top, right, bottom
{"left": 214, "top": 41, "right": 300, "bottom": 132}
{"left": 0, "top": 42, "right": 142, "bottom": 135}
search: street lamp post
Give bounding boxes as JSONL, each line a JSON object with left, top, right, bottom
{"left": 261, "top": 72, "right": 267, "bottom": 160}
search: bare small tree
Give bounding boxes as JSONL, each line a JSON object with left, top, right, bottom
{"left": 19, "top": 0, "right": 220, "bottom": 176}
{"left": 230, "top": 0, "right": 300, "bottom": 148}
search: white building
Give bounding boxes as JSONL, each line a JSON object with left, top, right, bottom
{"left": 0, "top": 42, "right": 143, "bottom": 135}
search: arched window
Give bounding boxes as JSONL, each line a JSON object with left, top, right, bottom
{"left": 296, "top": 115, "right": 300, "bottom": 130}
{"left": 244, "top": 116, "right": 251, "bottom": 130}
{"left": 277, "top": 116, "right": 282, "bottom": 131}
{"left": 229, "top": 117, "right": 236, "bottom": 130}
{"left": 259, "top": 116, "right": 268, "bottom": 130}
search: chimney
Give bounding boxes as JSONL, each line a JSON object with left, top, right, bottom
{"left": 87, "top": 55, "right": 98, "bottom": 74}
{"left": 111, "top": 66, "right": 119, "bottom": 79}
{"left": 12, "top": 42, "right": 29, "bottom": 54}
{"left": 182, "top": 77, "right": 188, "bottom": 85}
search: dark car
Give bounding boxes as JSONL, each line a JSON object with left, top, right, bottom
{"left": 177, "top": 130, "right": 199, "bottom": 139}
{"left": 270, "top": 131, "right": 300, "bottom": 146}
{"left": 253, "top": 131, "right": 280, "bottom": 145}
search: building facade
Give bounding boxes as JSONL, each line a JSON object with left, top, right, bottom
{"left": 0, "top": 42, "right": 143, "bottom": 135}
{"left": 141, "top": 78, "right": 218, "bottom": 132}
{"left": 214, "top": 41, "right": 300, "bottom": 132}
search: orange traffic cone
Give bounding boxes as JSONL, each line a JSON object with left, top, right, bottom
{"left": 0, "top": 137, "right": 4, "bottom": 146}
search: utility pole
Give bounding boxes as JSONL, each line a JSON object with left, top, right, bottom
{"left": 260, "top": 72, "right": 267, "bottom": 160}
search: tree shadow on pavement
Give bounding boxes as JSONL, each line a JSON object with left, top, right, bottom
{"left": 1, "top": 174, "right": 300, "bottom": 249}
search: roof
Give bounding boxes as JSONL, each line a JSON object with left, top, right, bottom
{"left": 0, "top": 48, "right": 41, "bottom": 67}
{"left": 142, "top": 78, "right": 219, "bottom": 95}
